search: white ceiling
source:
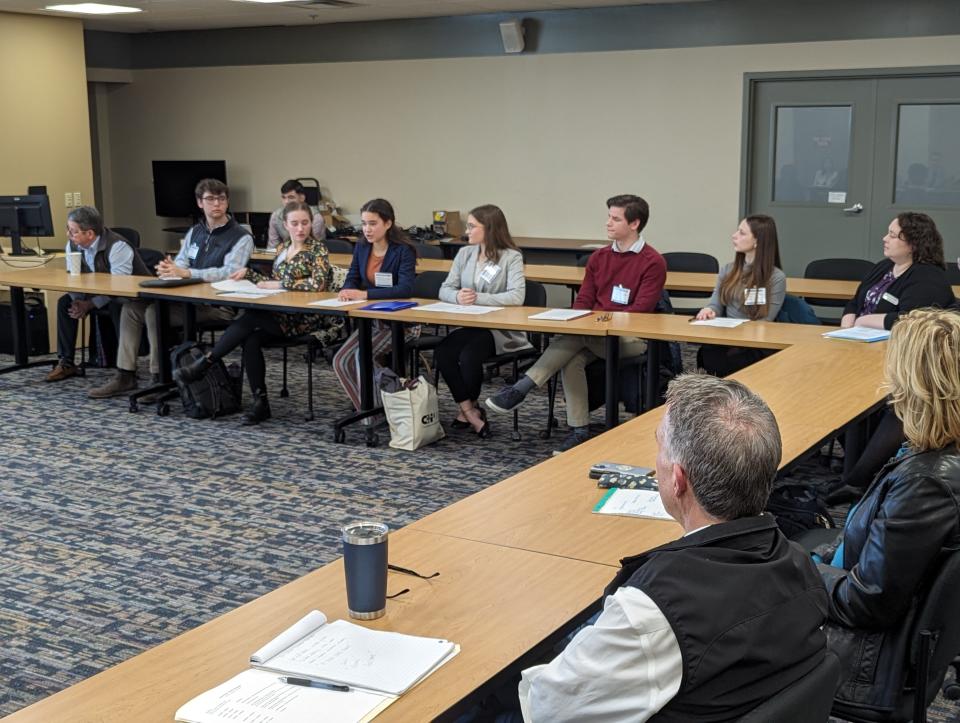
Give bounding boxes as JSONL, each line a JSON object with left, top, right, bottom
{"left": 1, "top": 0, "right": 707, "bottom": 33}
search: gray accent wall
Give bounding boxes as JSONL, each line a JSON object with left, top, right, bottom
{"left": 85, "top": 0, "right": 960, "bottom": 70}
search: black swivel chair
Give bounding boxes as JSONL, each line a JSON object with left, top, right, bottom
{"left": 478, "top": 281, "right": 548, "bottom": 441}
{"left": 803, "top": 258, "right": 875, "bottom": 325}
{"left": 944, "top": 264, "right": 960, "bottom": 286}
{"left": 412, "top": 242, "right": 444, "bottom": 260}
{"left": 662, "top": 251, "right": 720, "bottom": 316}
{"left": 407, "top": 271, "right": 448, "bottom": 377}
{"left": 112, "top": 226, "right": 141, "bottom": 248}
{"left": 831, "top": 549, "right": 960, "bottom": 723}
{"left": 738, "top": 651, "right": 841, "bottom": 723}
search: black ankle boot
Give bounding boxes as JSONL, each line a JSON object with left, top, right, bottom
{"left": 175, "top": 354, "right": 212, "bottom": 383}
{"left": 242, "top": 390, "right": 271, "bottom": 426}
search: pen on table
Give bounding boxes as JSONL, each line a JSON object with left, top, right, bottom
{"left": 279, "top": 675, "right": 350, "bottom": 692}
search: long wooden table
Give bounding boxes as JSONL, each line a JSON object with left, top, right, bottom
{"left": 0, "top": 266, "right": 892, "bottom": 721}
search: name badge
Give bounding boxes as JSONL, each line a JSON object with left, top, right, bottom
{"left": 187, "top": 243, "right": 199, "bottom": 260}
{"left": 744, "top": 287, "right": 767, "bottom": 305}
{"left": 375, "top": 272, "right": 393, "bottom": 288}
{"left": 611, "top": 284, "right": 631, "bottom": 305}
{"left": 881, "top": 291, "right": 899, "bottom": 305}
{"left": 479, "top": 264, "right": 501, "bottom": 284}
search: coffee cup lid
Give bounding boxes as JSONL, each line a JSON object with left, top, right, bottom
{"left": 342, "top": 521, "right": 388, "bottom": 545}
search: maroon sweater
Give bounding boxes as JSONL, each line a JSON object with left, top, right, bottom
{"left": 574, "top": 243, "right": 667, "bottom": 313}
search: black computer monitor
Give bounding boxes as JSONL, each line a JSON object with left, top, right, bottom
{"left": 152, "top": 160, "right": 227, "bottom": 218}
{"left": 0, "top": 193, "right": 54, "bottom": 255}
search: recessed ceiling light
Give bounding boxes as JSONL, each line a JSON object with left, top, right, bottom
{"left": 45, "top": 3, "right": 142, "bottom": 14}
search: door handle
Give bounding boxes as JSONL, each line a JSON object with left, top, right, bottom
{"left": 843, "top": 203, "right": 864, "bottom": 214}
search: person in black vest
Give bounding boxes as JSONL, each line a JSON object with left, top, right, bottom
{"left": 519, "top": 373, "right": 829, "bottom": 721}
{"left": 88, "top": 179, "right": 253, "bottom": 398}
{"left": 45, "top": 206, "right": 150, "bottom": 383}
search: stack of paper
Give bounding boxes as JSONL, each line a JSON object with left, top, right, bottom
{"left": 308, "top": 298, "right": 367, "bottom": 308}
{"left": 211, "top": 279, "right": 286, "bottom": 299}
{"left": 689, "top": 317, "right": 749, "bottom": 328}
{"left": 592, "top": 488, "right": 673, "bottom": 521}
{"left": 822, "top": 327, "right": 891, "bottom": 343}
{"left": 528, "top": 309, "right": 593, "bottom": 321}
{"left": 417, "top": 302, "right": 504, "bottom": 315}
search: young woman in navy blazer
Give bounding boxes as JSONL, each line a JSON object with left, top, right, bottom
{"left": 333, "top": 198, "right": 417, "bottom": 411}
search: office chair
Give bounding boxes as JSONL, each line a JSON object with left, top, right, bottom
{"left": 412, "top": 242, "right": 444, "bottom": 259}
{"left": 804, "top": 258, "right": 874, "bottom": 325}
{"left": 324, "top": 238, "right": 353, "bottom": 254}
{"left": 112, "top": 226, "right": 141, "bottom": 248}
{"left": 406, "top": 271, "right": 448, "bottom": 377}
{"left": 738, "top": 650, "right": 841, "bottom": 723}
{"left": 662, "top": 251, "right": 719, "bottom": 316}
{"left": 831, "top": 548, "right": 960, "bottom": 723}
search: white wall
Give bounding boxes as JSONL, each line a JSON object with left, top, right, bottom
{"left": 102, "top": 34, "right": 960, "bottom": 258}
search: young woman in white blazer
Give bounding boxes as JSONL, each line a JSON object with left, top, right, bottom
{"left": 435, "top": 204, "right": 530, "bottom": 438}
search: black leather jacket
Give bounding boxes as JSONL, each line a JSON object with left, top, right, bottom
{"left": 819, "top": 443, "right": 960, "bottom": 708}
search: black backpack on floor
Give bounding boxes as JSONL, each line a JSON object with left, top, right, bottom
{"left": 170, "top": 341, "right": 242, "bottom": 419}
{"left": 766, "top": 484, "right": 836, "bottom": 540}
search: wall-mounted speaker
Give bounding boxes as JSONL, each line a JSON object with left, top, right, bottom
{"left": 499, "top": 20, "right": 525, "bottom": 54}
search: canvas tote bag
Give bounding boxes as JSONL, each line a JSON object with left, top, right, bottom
{"left": 380, "top": 376, "right": 446, "bottom": 450}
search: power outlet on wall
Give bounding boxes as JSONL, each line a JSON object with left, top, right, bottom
{"left": 65, "top": 192, "right": 73, "bottom": 208}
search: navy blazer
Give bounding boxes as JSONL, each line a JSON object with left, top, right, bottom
{"left": 343, "top": 240, "right": 416, "bottom": 300}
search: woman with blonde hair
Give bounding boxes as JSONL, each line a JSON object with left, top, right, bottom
{"left": 815, "top": 308, "right": 960, "bottom": 708}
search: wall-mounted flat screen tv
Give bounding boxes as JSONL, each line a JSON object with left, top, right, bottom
{"left": 152, "top": 160, "right": 227, "bottom": 217}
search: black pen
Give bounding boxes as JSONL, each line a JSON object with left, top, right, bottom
{"left": 279, "top": 675, "right": 350, "bottom": 692}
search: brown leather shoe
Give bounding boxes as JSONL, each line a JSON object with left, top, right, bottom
{"left": 45, "top": 361, "right": 78, "bottom": 382}
{"left": 87, "top": 370, "right": 138, "bottom": 399}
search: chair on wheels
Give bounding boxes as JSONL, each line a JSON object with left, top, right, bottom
{"left": 803, "top": 258, "right": 874, "bottom": 325}
{"left": 260, "top": 334, "right": 322, "bottom": 421}
{"left": 830, "top": 548, "right": 960, "bottom": 723}
{"left": 406, "top": 271, "right": 448, "bottom": 377}
{"left": 112, "top": 226, "right": 141, "bottom": 248}
{"left": 479, "top": 281, "right": 548, "bottom": 441}
{"left": 412, "top": 242, "right": 444, "bottom": 260}
{"left": 738, "top": 650, "right": 841, "bottom": 723}
{"left": 662, "top": 251, "right": 719, "bottom": 316}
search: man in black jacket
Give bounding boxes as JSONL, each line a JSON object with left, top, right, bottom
{"left": 519, "top": 374, "right": 829, "bottom": 721}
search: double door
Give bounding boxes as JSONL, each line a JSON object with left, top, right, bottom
{"left": 746, "top": 72, "right": 960, "bottom": 277}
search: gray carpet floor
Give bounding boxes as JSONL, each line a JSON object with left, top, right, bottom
{"left": 0, "top": 343, "right": 957, "bottom": 720}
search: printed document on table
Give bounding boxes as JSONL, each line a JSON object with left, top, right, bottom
{"left": 593, "top": 488, "right": 672, "bottom": 521}
{"left": 417, "top": 302, "right": 504, "bottom": 315}
{"left": 175, "top": 669, "right": 393, "bottom": 723}
{"left": 822, "top": 327, "right": 891, "bottom": 342}
{"left": 689, "top": 318, "right": 749, "bottom": 328}
{"left": 528, "top": 309, "right": 593, "bottom": 321}
{"left": 210, "top": 279, "right": 285, "bottom": 296}
{"left": 308, "top": 298, "right": 367, "bottom": 307}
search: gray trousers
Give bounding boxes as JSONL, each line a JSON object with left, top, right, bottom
{"left": 116, "top": 299, "right": 235, "bottom": 374}
{"left": 525, "top": 334, "right": 647, "bottom": 427}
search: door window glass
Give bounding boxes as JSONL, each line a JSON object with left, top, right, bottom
{"left": 773, "top": 106, "right": 852, "bottom": 204}
{"left": 894, "top": 104, "right": 960, "bottom": 208}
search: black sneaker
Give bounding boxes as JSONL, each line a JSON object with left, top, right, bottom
{"left": 553, "top": 429, "right": 591, "bottom": 455}
{"left": 485, "top": 387, "right": 527, "bottom": 414}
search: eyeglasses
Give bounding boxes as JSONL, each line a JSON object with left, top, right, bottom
{"left": 465, "top": 223, "right": 481, "bottom": 232}
{"left": 201, "top": 195, "right": 228, "bottom": 204}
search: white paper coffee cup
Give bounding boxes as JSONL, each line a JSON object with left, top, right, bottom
{"left": 65, "top": 251, "right": 82, "bottom": 275}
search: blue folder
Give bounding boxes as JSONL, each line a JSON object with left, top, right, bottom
{"left": 360, "top": 301, "right": 418, "bottom": 312}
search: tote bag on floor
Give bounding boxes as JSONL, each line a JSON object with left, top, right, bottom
{"left": 381, "top": 376, "right": 445, "bottom": 450}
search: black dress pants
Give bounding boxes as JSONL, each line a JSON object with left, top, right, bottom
{"left": 844, "top": 408, "right": 904, "bottom": 488}
{"left": 210, "top": 309, "right": 286, "bottom": 394}
{"left": 435, "top": 327, "right": 496, "bottom": 403}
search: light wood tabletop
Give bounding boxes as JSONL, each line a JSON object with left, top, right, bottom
{"left": 0, "top": 267, "right": 145, "bottom": 298}
{"left": 4, "top": 529, "right": 613, "bottom": 723}
{"left": 605, "top": 312, "right": 828, "bottom": 349}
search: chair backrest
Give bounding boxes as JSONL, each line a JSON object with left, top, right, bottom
{"left": 138, "top": 247, "right": 165, "bottom": 276}
{"left": 324, "top": 238, "right": 353, "bottom": 254}
{"left": 412, "top": 242, "right": 444, "bottom": 259}
{"left": 909, "top": 548, "right": 960, "bottom": 708}
{"left": 523, "top": 280, "right": 547, "bottom": 307}
{"left": 804, "top": 257, "right": 874, "bottom": 282}
{"left": 944, "top": 264, "right": 960, "bottom": 285}
{"left": 576, "top": 254, "right": 592, "bottom": 268}
{"left": 738, "top": 650, "right": 841, "bottom": 723}
{"left": 663, "top": 251, "right": 719, "bottom": 301}
{"left": 412, "top": 270, "right": 447, "bottom": 299}
{"left": 663, "top": 251, "right": 720, "bottom": 274}
{"left": 112, "top": 226, "right": 141, "bottom": 248}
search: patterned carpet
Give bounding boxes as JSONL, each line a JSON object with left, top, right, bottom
{"left": 0, "top": 343, "right": 957, "bottom": 720}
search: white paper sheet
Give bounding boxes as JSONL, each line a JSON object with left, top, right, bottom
{"left": 417, "top": 302, "right": 504, "bottom": 315}
{"left": 527, "top": 309, "right": 593, "bottom": 321}
{"left": 175, "top": 669, "right": 392, "bottom": 723}
{"left": 592, "top": 488, "right": 673, "bottom": 521}
{"left": 308, "top": 298, "right": 367, "bottom": 307}
{"left": 689, "top": 317, "right": 749, "bottom": 328}
{"left": 214, "top": 292, "right": 283, "bottom": 299}
{"left": 210, "top": 279, "right": 284, "bottom": 296}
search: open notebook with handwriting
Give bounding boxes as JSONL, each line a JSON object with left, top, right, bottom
{"left": 176, "top": 610, "right": 459, "bottom": 723}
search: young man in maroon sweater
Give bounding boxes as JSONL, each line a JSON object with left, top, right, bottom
{"left": 486, "top": 194, "right": 667, "bottom": 451}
